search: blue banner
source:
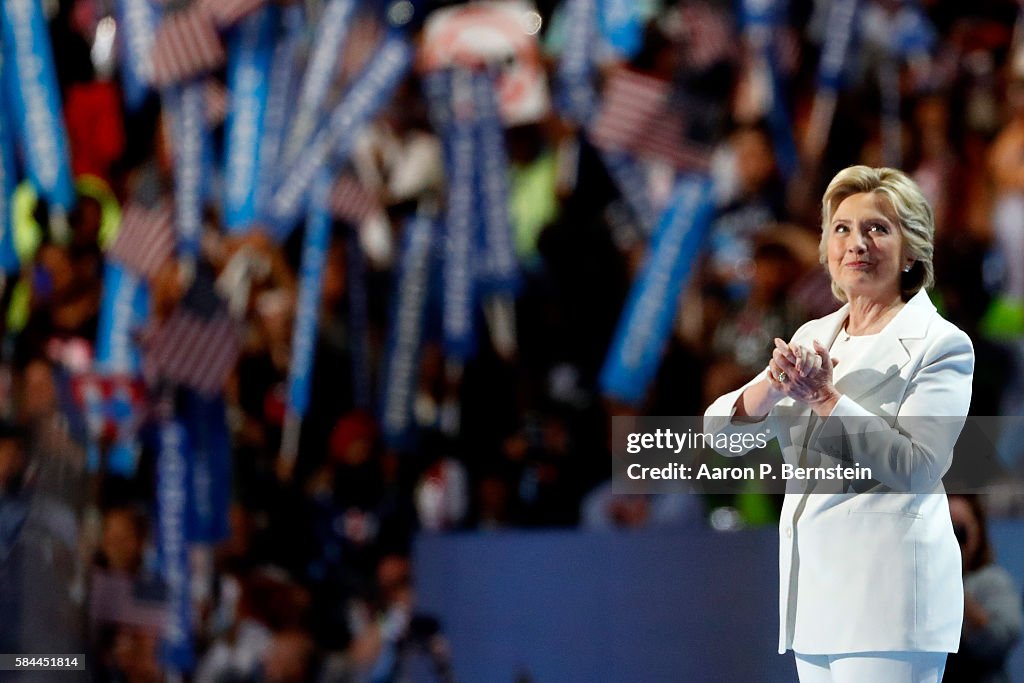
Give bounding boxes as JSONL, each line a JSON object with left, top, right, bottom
{"left": 380, "top": 210, "right": 434, "bottom": 449}
{"left": 739, "top": 0, "right": 797, "bottom": 179}
{"left": 256, "top": 5, "right": 304, "bottom": 223}
{"left": 599, "top": 175, "right": 716, "bottom": 405}
{"left": 888, "top": 3, "right": 935, "bottom": 60}
{"left": 598, "top": 0, "right": 644, "bottom": 59}
{"left": 266, "top": 32, "right": 413, "bottom": 240}
{"left": 165, "top": 81, "right": 209, "bottom": 258}
{"left": 106, "top": 389, "right": 141, "bottom": 477}
{"left": 181, "top": 388, "right": 231, "bottom": 544}
{"left": 223, "top": 6, "right": 277, "bottom": 233}
{"left": 95, "top": 262, "right": 150, "bottom": 374}
{"left": 156, "top": 419, "right": 194, "bottom": 672}
{"left": 285, "top": 174, "right": 333, "bottom": 418}
{"left": 282, "top": 0, "right": 357, "bottom": 163}
{"left": 0, "top": 0, "right": 76, "bottom": 212}
{"left": 346, "top": 227, "right": 372, "bottom": 410}
{"left": 556, "top": 0, "right": 600, "bottom": 125}
{"left": 0, "top": 86, "right": 18, "bottom": 273}
{"left": 441, "top": 69, "right": 477, "bottom": 360}
{"left": 601, "top": 149, "right": 657, "bottom": 236}
{"left": 816, "top": 0, "right": 860, "bottom": 92}
{"left": 472, "top": 70, "right": 519, "bottom": 295}
{"left": 115, "top": 0, "right": 159, "bottom": 111}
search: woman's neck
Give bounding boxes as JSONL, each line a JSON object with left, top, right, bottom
{"left": 845, "top": 294, "right": 905, "bottom": 336}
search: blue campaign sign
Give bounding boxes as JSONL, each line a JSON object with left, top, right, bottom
{"left": 380, "top": 211, "right": 434, "bottom": 448}
{"left": 0, "top": 0, "right": 76, "bottom": 212}
{"left": 285, "top": 174, "right": 333, "bottom": 418}
{"left": 600, "top": 175, "right": 716, "bottom": 406}
{"left": 223, "top": 6, "right": 277, "bottom": 233}
{"left": 156, "top": 419, "right": 194, "bottom": 672}
{"left": 0, "top": 86, "right": 19, "bottom": 273}
{"left": 115, "top": 0, "right": 160, "bottom": 111}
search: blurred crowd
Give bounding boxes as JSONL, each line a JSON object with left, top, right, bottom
{"left": 3, "top": 0, "right": 1024, "bottom": 679}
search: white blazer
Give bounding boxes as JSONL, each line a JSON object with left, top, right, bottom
{"left": 704, "top": 289, "right": 974, "bottom": 655}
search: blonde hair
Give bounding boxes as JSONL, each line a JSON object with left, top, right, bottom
{"left": 819, "top": 165, "right": 935, "bottom": 302}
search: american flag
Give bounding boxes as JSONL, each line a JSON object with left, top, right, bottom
{"left": 150, "top": 6, "right": 226, "bottom": 88}
{"left": 142, "top": 276, "right": 242, "bottom": 397}
{"left": 331, "top": 174, "right": 381, "bottom": 224}
{"left": 107, "top": 202, "right": 176, "bottom": 280}
{"left": 588, "top": 68, "right": 711, "bottom": 171}
{"left": 90, "top": 571, "right": 168, "bottom": 631}
{"left": 659, "top": 2, "right": 738, "bottom": 72}
{"left": 70, "top": 372, "right": 149, "bottom": 443}
{"left": 198, "top": 0, "right": 267, "bottom": 28}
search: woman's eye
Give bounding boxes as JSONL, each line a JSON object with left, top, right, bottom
{"left": 869, "top": 224, "right": 889, "bottom": 233}
{"left": 834, "top": 225, "right": 848, "bottom": 233}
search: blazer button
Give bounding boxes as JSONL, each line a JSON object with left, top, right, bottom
{"left": 785, "top": 527, "right": 793, "bottom": 539}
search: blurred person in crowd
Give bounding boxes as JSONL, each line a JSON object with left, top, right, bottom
{"left": 93, "top": 506, "right": 146, "bottom": 576}
{"left": 103, "top": 624, "right": 162, "bottom": 683}
{"left": 0, "top": 358, "right": 88, "bottom": 655}
{"left": 335, "top": 553, "right": 453, "bottom": 683}
{"left": 986, "top": 75, "right": 1024, "bottom": 336}
{"left": 945, "top": 494, "right": 1023, "bottom": 683}
{"left": 195, "top": 567, "right": 311, "bottom": 683}
{"left": 706, "top": 166, "right": 973, "bottom": 682}
{"left": 262, "top": 628, "right": 319, "bottom": 683}
{"left": 704, "top": 236, "right": 802, "bottom": 405}
{"left": 579, "top": 482, "right": 703, "bottom": 530}
{"left": 0, "top": 421, "right": 30, "bottom": 651}
{"left": 707, "top": 122, "right": 787, "bottom": 300}
{"left": 15, "top": 237, "right": 101, "bottom": 366}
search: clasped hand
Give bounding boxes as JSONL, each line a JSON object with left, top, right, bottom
{"left": 766, "top": 338, "right": 839, "bottom": 409}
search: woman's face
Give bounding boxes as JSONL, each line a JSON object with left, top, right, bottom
{"left": 826, "top": 192, "right": 908, "bottom": 302}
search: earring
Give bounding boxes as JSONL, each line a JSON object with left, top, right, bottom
{"left": 903, "top": 263, "right": 913, "bottom": 273}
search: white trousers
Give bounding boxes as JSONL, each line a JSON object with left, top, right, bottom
{"left": 794, "top": 651, "right": 947, "bottom": 683}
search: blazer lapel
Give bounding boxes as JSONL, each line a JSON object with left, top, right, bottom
{"left": 830, "top": 290, "right": 935, "bottom": 402}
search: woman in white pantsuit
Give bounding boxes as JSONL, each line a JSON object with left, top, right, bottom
{"left": 704, "top": 166, "right": 974, "bottom": 683}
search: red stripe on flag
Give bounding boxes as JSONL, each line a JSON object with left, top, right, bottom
{"left": 198, "top": 0, "right": 267, "bottom": 28}
{"left": 143, "top": 310, "right": 242, "bottom": 397}
{"left": 330, "top": 175, "right": 380, "bottom": 224}
{"left": 588, "top": 68, "right": 710, "bottom": 170}
{"left": 150, "top": 7, "right": 226, "bottom": 87}
{"left": 108, "top": 203, "right": 176, "bottom": 279}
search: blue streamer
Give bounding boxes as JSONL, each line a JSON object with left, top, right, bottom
{"left": 224, "top": 6, "right": 277, "bottom": 233}
{"left": 182, "top": 388, "right": 231, "bottom": 544}
{"left": 739, "top": 0, "right": 798, "bottom": 179}
{"left": 601, "top": 149, "right": 658, "bottom": 236}
{"left": 256, "top": 5, "right": 304, "bottom": 223}
{"left": 0, "top": 87, "right": 18, "bottom": 273}
{"left": 156, "top": 419, "right": 194, "bottom": 672}
{"left": 441, "top": 69, "right": 477, "bottom": 360}
{"left": 0, "top": 0, "right": 76, "bottom": 212}
{"left": 555, "top": 0, "right": 600, "bottom": 125}
{"left": 282, "top": 0, "right": 357, "bottom": 164}
{"left": 95, "top": 262, "right": 150, "bottom": 375}
{"left": 380, "top": 210, "right": 434, "bottom": 449}
{"left": 267, "top": 32, "right": 413, "bottom": 241}
{"left": 472, "top": 70, "right": 518, "bottom": 294}
{"left": 165, "top": 81, "right": 209, "bottom": 258}
{"left": 115, "top": 0, "right": 159, "bottom": 111}
{"left": 816, "top": 0, "right": 860, "bottom": 93}
{"left": 599, "top": 175, "right": 716, "bottom": 405}
{"left": 285, "top": 174, "right": 333, "bottom": 418}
